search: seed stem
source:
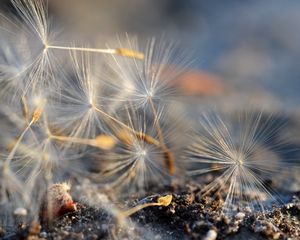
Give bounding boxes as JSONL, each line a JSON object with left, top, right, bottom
{"left": 93, "top": 106, "right": 160, "bottom": 146}
{"left": 149, "top": 98, "right": 176, "bottom": 175}
{"left": 46, "top": 45, "right": 144, "bottom": 59}
{"left": 5, "top": 100, "right": 46, "bottom": 166}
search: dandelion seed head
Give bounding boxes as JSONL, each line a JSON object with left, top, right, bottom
{"left": 0, "top": 0, "right": 62, "bottom": 95}
{"left": 104, "top": 36, "right": 190, "bottom": 109}
{"left": 95, "top": 106, "right": 173, "bottom": 196}
{"left": 185, "top": 111, "right": 296, "bottom": 215}
{"left": 48, "top": 51, "right": 109, "bottom": 141}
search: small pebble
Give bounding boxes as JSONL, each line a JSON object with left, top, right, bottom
{"left": 14, "top": 207, "right": 27, "bottom": 216}
{"left": 235, "top": 212, "right": 245, "bottom": 220}
{"left": 203, "top": 229, "right": 217, "bottom": 240}
{"left": 65, "top": 226, "right": 72, "bottom": 231}
{"left": 154, "top": 234, "right": 162, "bottom": 239}
{"left": 40, "top": 231, "right": 47, "bottom": 238}
{"left": 244, "top": 206, "right": 252, "bottom": 213}
{"left": 285, "top": 203, "right": 293, "bottom": 209}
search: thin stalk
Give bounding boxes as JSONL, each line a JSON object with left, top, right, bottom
{"left": 5, "top": 100, "right": 46, "bottom": 165}
{"left": 46, "top": 45, "right": 144, "bottom": 60}
{"left": 49, "top": 135, "right": 96, "bottom": 147}
{"left": 149, "top": 98, "right": 176, "bottom": 175}
{"left": 21, "top": 95, "right": 29, "bottom": 122}
{"left": 92, "top": 106, "right": 160, "bottom": 146}
{"left": 5, "top": 122, "right": 33, "bottom": 166}
{"left": 122, "top": 202, "right": 162, "bottom": 217}
{"left": 48, "top": 132, "right": 116, "bottom": 150}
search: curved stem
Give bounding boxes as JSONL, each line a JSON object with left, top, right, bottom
{"left": 149, "top": 98, "right": 176, "bottom": 175}
{"left": 5, "top": 99, "right": 46, "bottom": 165}
{"left": 5, "top": 120, "right": 34, "bottom": 166}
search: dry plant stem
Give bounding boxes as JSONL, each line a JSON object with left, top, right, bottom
{"left": 149, "top": 98, "right": 176, "bottom": 175}
{"left": 122, "top": 202, "right": 163, "bottom": 218}
{"left": 5, "top": 101, "right": 45, "bottom": 166}
{"left": 21, "top": 95, "right": 29, "bottom": 122}
{"left": 45, "top": 45, "right": 144, "bottom": 59}
{"left": 7, "top": 97, "right": 37, "bottom": 150}
{"left": 46, "top": 105, "right": 159, "bottom": 150}
{"left": 92, "top": 106, "right": 159, "bottom": 145}
{"left": 49, "top": 135, "right": 101, "bottom": 148}
{"left": 50, "top": 135, "right": 93, "bottom": 146}
{"left": 121, "top": 195, "right": 172, "bottom": 218}
{"left": 5, "top": 123, "right": 32, "bottom": 166}
{"left": 5, "top": 104, "right": 44, "bottom": 165}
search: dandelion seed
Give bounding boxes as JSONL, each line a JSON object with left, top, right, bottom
{"left": 48, "top": 50, "right": 173, "bottom": 162}
{"left": 0, "top": 98, "right": 86, "bottom": 208}
{"left": 106, "top": 36, "right": 188, "bottom": 109}
{"left": 15, "top": 116, "right": 91, "bottom": 186}
{"left": 1, "top": 0, "right": 143, "bottom": 95}
{"left": 104, "top": 37, "right": 190, "bottom": 174}
{"left": 48, "top": 51, "right": 112, "bottom": 142}
{"left": 4, "top": 95, "right": 46, "bottom": 167}
{"left": 185, "top": 111, "right": 298, "bottom": 215}
{"left": 0, "top": 0, "right": 58, "bottom": 93}
{"left": 95, "top": 107, "right": 173, "bottom": 196}
{"left": 11, "top": 0, "right": 144, "bottom": 60}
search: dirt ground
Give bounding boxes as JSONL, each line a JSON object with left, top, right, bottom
{"left": 1, "top": 179, "right": 299, "bottom": 240}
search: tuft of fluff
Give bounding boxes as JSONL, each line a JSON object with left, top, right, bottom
{"left": 48, "top": 51, "right": 109, "bottom": 142}
{"left": 1, "top": 0, "right": 59, "bottom": 95}
{"left": 103, "top": 35, "right": 191, "bottom": 110}
{"left": 184, "top": 111, "right": 299, "bottom": 215}
{"left": 95, "top": 106, "right": 174, "bottom": 197}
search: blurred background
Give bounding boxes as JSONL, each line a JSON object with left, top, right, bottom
{"left": 2, "top": 0, "right": 300, "bottom": 111}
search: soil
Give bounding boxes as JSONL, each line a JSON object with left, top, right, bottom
{"left": 2, "top": 181, "right": 299, "bottom": 240}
